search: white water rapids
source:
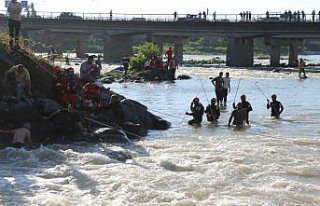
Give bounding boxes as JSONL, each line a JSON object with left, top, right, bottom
{"left": 0, "top": 66, "right": 320, "bottom": 205}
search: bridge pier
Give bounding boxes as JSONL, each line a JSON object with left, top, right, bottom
{"left": 103, "top": 34, "right": 132, "bottom": 62}
{"left": 174, "top": 43, "right": 183, "bottom": 63}
{"left": 288, "top": 41, "right": 300, "bottom": 66}
{"left": 226, "top": 37, "right": 254, "bottom": 67}
{"left": 266, "top": 38, "right": 303, "bottom": 67}
{"left": 76, "top": 40, "right": 85, "bottom": 58}
{"left": 270, "top": 45, "right": 281, "bottom": 67}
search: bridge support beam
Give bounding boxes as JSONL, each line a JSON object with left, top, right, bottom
{"left": 103, "top": 34, "right": 132, "bottom": 62}
{"left": 76, "top": 40, "right": 85, "bottom": 58}
{"left": 270, "top": 45, "right": 281, "bottom": 67}
{"left": 174, "top": 43, "right": 183, "bottom": 63}
{"left": 288, "top": 41, "right": 300, "bottom": 67}
{"left": 226, "top": 37, "right": 254, "bottom": 67}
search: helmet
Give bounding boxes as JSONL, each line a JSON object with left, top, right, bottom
{"left": 271, "top": 94, "right": 277, "bottom": 99}
{"left": 193, "top": 97, "right": 200, "bottom": 104}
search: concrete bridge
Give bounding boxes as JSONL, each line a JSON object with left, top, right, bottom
{"left": 0, "top": 13, "right": 320, "bottom": 66}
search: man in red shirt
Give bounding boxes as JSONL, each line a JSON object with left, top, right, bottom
{"left": 165, "top": 47, "right": 173, "bottom": 68}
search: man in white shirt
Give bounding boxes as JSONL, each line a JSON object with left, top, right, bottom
{"left": 80, "top": 55, "right": 100, "bottom": 83}
{"left": 222, "top": 72, "right": 231, "bottom": 106}
{"left": 7, "top": 0, "right": 22, "bottom": 48}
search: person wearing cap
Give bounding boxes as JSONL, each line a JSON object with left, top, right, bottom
{"left": 267, "top": 94, "right": 284, "bottom": 118}
{"left": 233, "top": 94, "right": 252, "bottom": 124}
{"left": 80, "top": 55, "right": 100, "bottom": 84}
{"left": 7, "top": 0, "right": 22, "bottom": 48}
{"left": 228, "top": 104, "right": 247, "bottom": 127}
{"left": 186, "top": 97, "right": 204, "bottom": 125}
{"left": 4, "top": 64, "right": 32, "bottom": 101}
{"left": 204, "top": 97, "right": 220, "bottom": 123}
{"left": 0, "top": 122, "right": 33, "bottom": 148}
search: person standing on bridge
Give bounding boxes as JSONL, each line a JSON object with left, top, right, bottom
{"left": 7, "top": 0, "right": 22, "bottom": 48}
{"left": 312, "top": 10, "right": 316, "bottom": 22}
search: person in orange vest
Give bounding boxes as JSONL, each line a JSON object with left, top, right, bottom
{"left": 82, "top": 82, "right": 102, "bottom": 115}
{"left": 165, "top": 47, "right": 173, "bottom": 68}
{"left": 60, "top": 67, "right": 81, "bottom": 107}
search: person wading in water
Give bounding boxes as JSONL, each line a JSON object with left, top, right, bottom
{"left": 185, "top": 97, "right": 204, "bottom": 125}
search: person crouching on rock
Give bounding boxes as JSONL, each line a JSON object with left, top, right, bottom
{"left": 4, "top": 64, "right": 32, "bottom": 101}
{"left": 0, "top": 122, "right": 33, "bottom": 148}
{"left": 185, "top": 97, "right": 204, "bottom": 125}
{"left": 60, "top": 67, "right": 81, "bottom": 107}
{"left": 82, "top": 82, "right": 102, "bottom": 117}
{"left": 204, "top": 98, "right": 220, "bottom": 123}
{"left": 107, "top": 94, "right": 126, "bottom": 128}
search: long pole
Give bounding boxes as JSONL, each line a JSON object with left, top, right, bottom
{"left": 255, "top": 82, "right": 268, "bottom": 100}
{"left": 233, "top": 78, "right": 242, "bottom": 103}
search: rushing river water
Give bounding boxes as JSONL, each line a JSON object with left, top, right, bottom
{"left": 1, "top": 66, "right": 320, "bottom": 205}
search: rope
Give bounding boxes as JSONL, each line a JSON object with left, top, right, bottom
{"left": 180, "top": 78, "right": 208, "bottom": 125}
{"left": 84, "top": 117, "right": 135, "bottom": 144}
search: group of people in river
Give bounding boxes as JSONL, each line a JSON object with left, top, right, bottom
{"left": 185, "top": 72, "right": 284, "bottom": 127}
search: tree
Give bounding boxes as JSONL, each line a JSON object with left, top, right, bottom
{"left": 129, "top": 42, "right": 162, "bottom": 72}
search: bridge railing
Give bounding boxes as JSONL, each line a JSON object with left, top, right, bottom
{"left": 0, "top": 10, "right": 320, "bottom": 23}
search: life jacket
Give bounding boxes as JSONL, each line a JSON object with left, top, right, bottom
{"left": 82, "top": 83, "right": 102, "bottom": 109}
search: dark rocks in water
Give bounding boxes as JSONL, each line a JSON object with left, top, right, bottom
{"left": 0, "top": 99, "right": 41, "bottom": 128}
{"left": 101, "top": 76, "right": 115, "bottom": 84}
{"left": 93, "top": 128, "right": 130, "bottom": 143}
{"left": 122, "top": 122, "right": 147, "bottom": 138}
{"left": 111, "top": 67, "right": 124, "bottom": 73}
{"left": 33, "top": 98, "right": 63, "bottom": 116}
{"left": 0, "top": 45, "right": 171, "bottom": 148}
{"left": 176, "top": 75, "right": 192, "bottom": 80}
{"left": 273, "top": 69, "right": 280, "bottom": 73}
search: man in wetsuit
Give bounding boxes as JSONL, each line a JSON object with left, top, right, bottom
{"left": 228, "top": 104, "right": 247, "bottom": 127}
{"left": 210, "top": 72, "right": 224, "bottom": 106}
{"left": 233, "top": 94, "right": 252, "bottom": 124}
{"left": 185, "top": 97, "right": 204, "bottom": 125}
{"left": 267, "top": 94, "right": 284, "bottom": 119}
{"left": 0, "top": 122, "right": 33, "bottom": 148}
{"left": 204, "top": 98, "right": 220, "bottom": 123}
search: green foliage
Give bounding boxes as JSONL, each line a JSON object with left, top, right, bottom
{"left": 129, "top": 42, "right": 161, "bottom": 72}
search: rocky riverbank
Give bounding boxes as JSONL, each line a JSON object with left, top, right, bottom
{"left": 0, "top": 45, "right": 171, "bottom": 149}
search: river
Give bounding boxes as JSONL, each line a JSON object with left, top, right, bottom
{"left": 0, "top": 64, "right": 320, "bottom": 205}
